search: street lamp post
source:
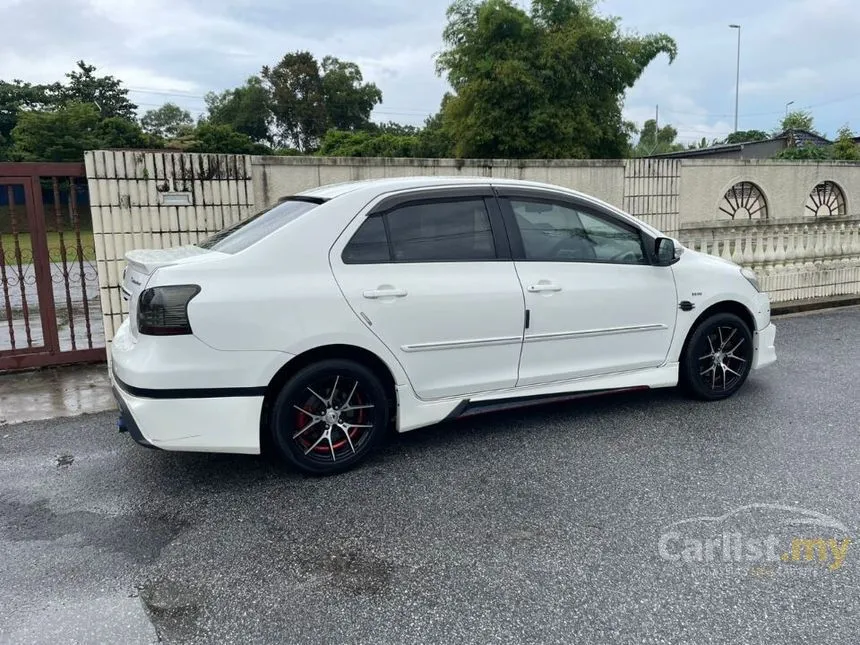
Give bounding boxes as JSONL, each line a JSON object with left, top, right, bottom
{"left": 729, "top": 24, "right": 741, "bottom": 133}
{"left": 785, "top": 100, "right": 795, "bottom": 118}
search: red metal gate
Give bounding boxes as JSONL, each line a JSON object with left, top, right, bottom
{"left": 0, "top": 163, "right": 105, "bottom": 371}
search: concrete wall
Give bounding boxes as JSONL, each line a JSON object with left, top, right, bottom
{"left": 252, "top": 156, "right": 627, "bottom": 211}
{"left": 679, "top": 160, "right": 860, "bottom": 224}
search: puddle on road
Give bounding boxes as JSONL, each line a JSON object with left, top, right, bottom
{"left": 0, "top": 363, "right": 115, "bottom": 425}
{"left": 0, "top": 498, "right": 188, "bottom": 564}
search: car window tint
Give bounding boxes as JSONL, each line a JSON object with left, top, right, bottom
{"left": 510, "top": 200, "right": 594, "bottom": 261}
{"left": 577, "top": 211, "right": 646, "bottom": 264}
{"left": 197, "top": 199, "right": 319, "bottom": 254}
{"left": 342, "top": 216, "right": 390, "bottom": 263}
{"left": 385, "top": 199, "right": 496, "bottom": 262}
{"left": 511, "top": 200, "right": 645, "bottom": 264}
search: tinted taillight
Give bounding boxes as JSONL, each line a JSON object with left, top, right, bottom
{"left": 137, "top": 285, "right": 201, "bottom": 336}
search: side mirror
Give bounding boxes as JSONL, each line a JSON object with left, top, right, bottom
{"left": 654, "top": 237, "right": 678, "bottom": 266}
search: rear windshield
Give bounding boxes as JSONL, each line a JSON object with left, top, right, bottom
{"left": 197, "top": 198, "right": 322, "bottom": 254}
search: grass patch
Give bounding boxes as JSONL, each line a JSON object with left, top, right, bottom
{"left": 0, "top": 230, "right": 96, "bottom": 263}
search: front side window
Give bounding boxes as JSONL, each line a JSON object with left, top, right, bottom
{"left": 510, "top": 199, "right": 645, "bottom": 264}
{"left": 385, "top": 199, "right": 496, "bottom": 262}
{"left": 197, "top": 198, "right": 320, "bottom": 254}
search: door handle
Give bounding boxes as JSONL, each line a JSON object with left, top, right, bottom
{"left": 527, "top": 282, "right": 562, "bottom": 293}
{"left": 363, "top": 287, "right": 408, "bottom": 299}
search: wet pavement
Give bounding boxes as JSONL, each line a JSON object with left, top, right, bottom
{"left": 0, "top": 307, "right": 858, "bottom": 644}
{"left": 0, "top": 363, "right": 114, "bottom": 426}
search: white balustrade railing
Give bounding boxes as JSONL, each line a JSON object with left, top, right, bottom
{"left": 679, "top": 218, "right": 860, "bottom": 303}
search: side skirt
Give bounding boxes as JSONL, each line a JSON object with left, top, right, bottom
{"left": 445, "top": 386, "right": 651, "bottom": 421}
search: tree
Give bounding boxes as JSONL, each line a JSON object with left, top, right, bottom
{"left": 62, "top": 60, "right": 137, "bottom": 120}
{"left": 435, "top": 0, "right": 677, "bottom": 158}
{"left": 11, "top": 102, "right": 105, "bottom": 161}
{"left": 371, "top": 121, "right": 421, "bottom": 136}
{"left": 262, "top": 52, "right": 383, "bottom": 151}
{"left": 205, "top": 76, "right": 273, "bottom": 143}
{"left": 631, "top": 119, "right": 684, "bottom": 156}
{"left": 318, "top": 129, "right": 418, "bottom": 157}
{"left": 320, "top": 56, "right": 382, "bottom": 132}
{"left": 141, "top": 102, "right": 193, "bottom": 138}
{"left": 779, "top": 109, "right": 816, "bottom": 134}
{"left": 0, "top": 80, "right": 63, "bottom": 158}
{"left": 774, "top": 145, "right": 829, "bottom": 160}
{"left": 831, "top": 126, "right": 860, "bottom": 161}
{"left": 263, "top": 52, "right": 328, "bottom": 151}
{"left": 98, "top": 116, "right": 162, "bottom": 149}
{"left": 172, "top": 123, "right": 271, "bottom": 155}
{"left": 10, "top": 102, "right": 159, "bottom": 162}
{"left": 724, "top": 130, "right": 769, "bottom": 144}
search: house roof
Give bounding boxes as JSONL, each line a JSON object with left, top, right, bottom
{"left": 647, "top": 128, "right": 832, "bottom": 159}
{"left": 774, "top": 129, "right": 832, "bottom": 147}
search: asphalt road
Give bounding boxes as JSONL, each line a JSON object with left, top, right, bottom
{"left": 1, "top": 307, "right": 859, "bottom": 644}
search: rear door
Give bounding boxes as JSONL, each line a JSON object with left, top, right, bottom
{"left": 330, "top": 188, "right": 526, "bottom": 400}
{"left": 497, "top": 190, "right": 678, "bottom": 387}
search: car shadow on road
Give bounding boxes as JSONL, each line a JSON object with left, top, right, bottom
{"left": 131, "top": 385, "right": 721, "bottom": 491}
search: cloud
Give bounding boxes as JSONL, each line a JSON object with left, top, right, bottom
{"left": 2, "top": 0, "right": 860, "bottom": 138}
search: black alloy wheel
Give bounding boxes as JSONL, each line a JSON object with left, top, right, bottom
{"left": 270, "top": 359, "right": 389, "bottom": 475}
{"left": 681, "top": 312, "right": 754, "bottom": 400}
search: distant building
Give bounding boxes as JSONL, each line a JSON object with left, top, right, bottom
{"left": 649, "top": 129, "right": 832, "bottom": 160}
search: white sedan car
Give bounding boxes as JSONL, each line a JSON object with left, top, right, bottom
{"left": 112, "top": 177, "right": 776, "bottom": 474}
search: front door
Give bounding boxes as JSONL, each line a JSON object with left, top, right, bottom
{"left": 499, "top": 194, "right": 678, "bottom": 387}
{"left": 331, "top": 191, "right": 525, "bottom": 400}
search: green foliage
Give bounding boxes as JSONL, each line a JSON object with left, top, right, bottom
{"left": 98, "top": 116, "right": 162, "bottom": 149}
{"left": 320, "top": 57, "right": 382, "bottom": 132}
{"left": 141, "top": 102, "right": 193, "bottom": 138}
{"left": 173, "top": 123, "right": 272, "bottom": 155}
{"left": 773, "top": 145, "right": 829, "bottom": 161}
{"left": 205, "top": 76, "right": 273, "bottom": 143}
{"left": 370, "top": 121, "right": 421, "bottom": 136}
{"left": 831, "top": 126, "right": 860, "bottom": 161}
{"left": 318, "top": 129, "right": 418, "bottom": 157}
{"left": 631, "top": 119, "right": 684, "bottom": 156}
{"left": 779, "top": 110, "right": 816, "bottom": 134}
{"left": 435, "top": 0, "right": 677, "bottom": 158}
{"left": 11, "top": 102, "right": 104, "bottom": 161}
{"left": 724, "top": 130, "right": 769, "bottom": 144}
{"left": 10, "top": 101, "right": 159, "bottom": 162}
{"left": 0, "top": 80, "right": 62, "bottom": 149}
{"left": 63, "top": 60, "right": 137, "bottom": 120}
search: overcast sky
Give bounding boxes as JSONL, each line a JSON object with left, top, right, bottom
{"left": 2, "top": 0, "right": 857, "bottom": 145}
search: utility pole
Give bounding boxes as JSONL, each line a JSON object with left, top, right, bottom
{"left": 729, "top": 24, "right": 741, "bottom": 132}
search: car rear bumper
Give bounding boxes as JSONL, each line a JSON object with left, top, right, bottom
{"left": 114, "top": 386, "right": 159, "bottom": 449}
{"left": 752, "top": 323, "right": 776, "bottom": 370}
{"left": 110, "top": 319, "right": 278, "bottom": 454}
{"left": 112, "top": 372, "right": 263, "bottom": 454}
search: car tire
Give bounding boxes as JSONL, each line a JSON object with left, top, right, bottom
{"left": 680, "top": 312, "right": 754, "bottom": 401}
{"left": 270, "top": 359, "right": 389, "bottom": 475}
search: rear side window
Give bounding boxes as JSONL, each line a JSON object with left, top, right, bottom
{"left": 342, "top": 197, "right": 497, "bottom": 264}
{"left": 342, "top": 216, "right": 389, "bottom": 263}
{"left": 197, "top": 198, "right": 320, "bottom": 254}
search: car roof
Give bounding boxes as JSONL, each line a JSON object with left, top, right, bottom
{"left": 295, "top": 176, "right": 579, "bottom": 201}
{"left": 294, "top": 176, "right": 664, "bottom": 239}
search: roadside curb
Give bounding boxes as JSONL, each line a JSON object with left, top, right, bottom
{"left": 772, "top": 295, "right": 860, "bottom": 316}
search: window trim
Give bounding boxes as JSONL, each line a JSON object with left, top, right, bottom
{"left": 496, "top": 191, "right": 652, "bottom": 266}
{"left": 341, "top": 190, "right": 511, "bottom": 265}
